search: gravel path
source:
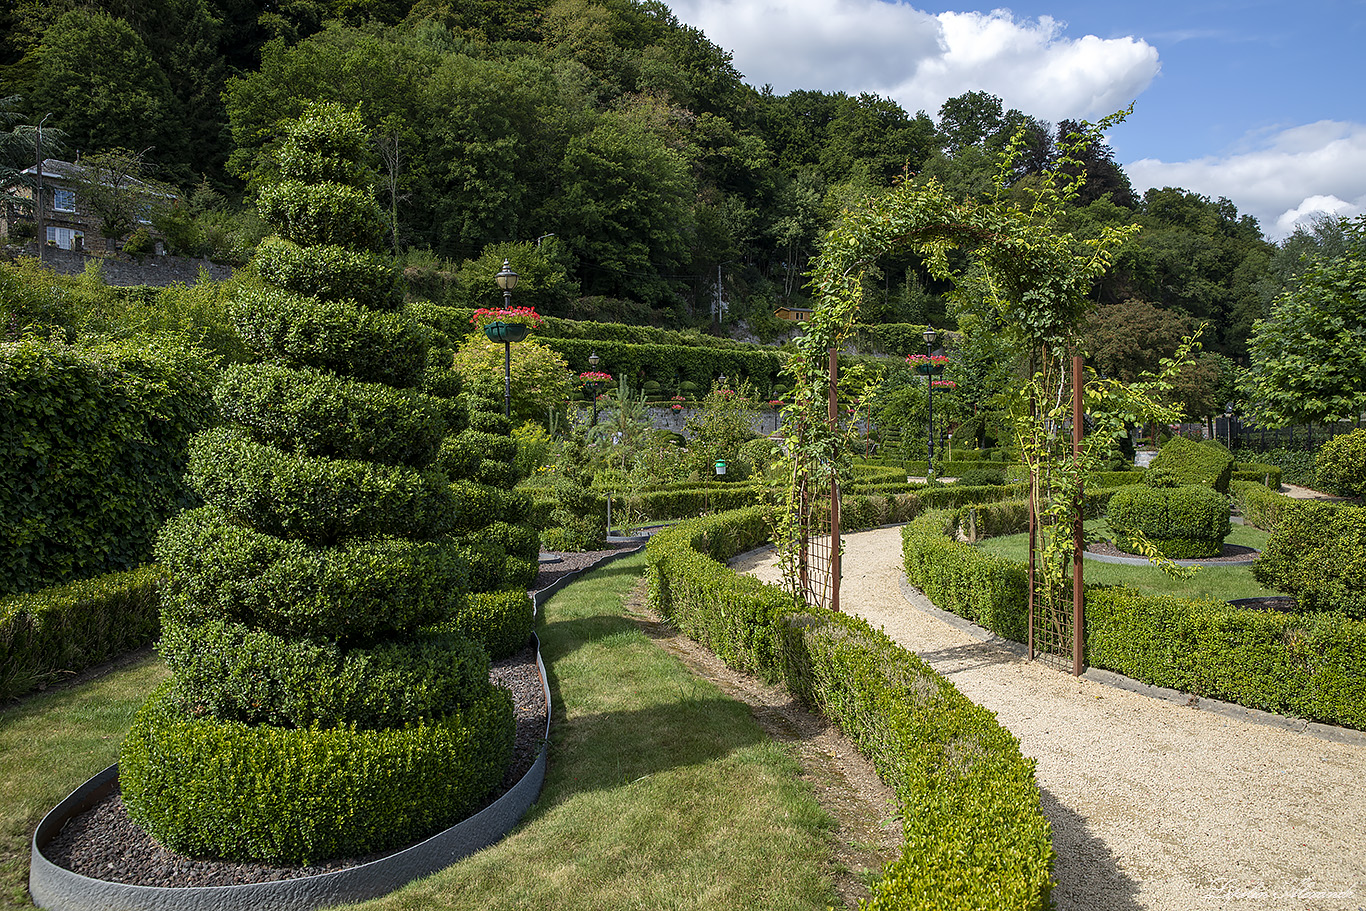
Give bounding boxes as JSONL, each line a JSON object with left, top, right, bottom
{"left": 733, "top": 526, "right": 1366, "bottom": 911}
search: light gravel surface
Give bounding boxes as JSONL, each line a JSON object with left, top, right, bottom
{"left": 733, "top": 526, "right": 1366, "bottom": 911}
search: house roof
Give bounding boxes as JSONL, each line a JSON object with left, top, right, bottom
{"left": 21, "top": 159, "right": 174, "bottom": 197}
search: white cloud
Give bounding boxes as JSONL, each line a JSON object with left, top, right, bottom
{"left": 1127, "top": 121, "right": 1366, "bottom": 240}
{"left": 662, "top": 0, "right": 1159, "bottom": 120}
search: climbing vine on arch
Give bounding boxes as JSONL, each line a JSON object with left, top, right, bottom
{"left": 774, "top": 107, "right": 1186, "bottom": 616}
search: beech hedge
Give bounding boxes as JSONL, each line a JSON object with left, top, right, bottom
{"left": 0, "top": 564, "right": 163, "bottom": 701}
{"left": 121, "top": 681, "right": 514, "bottom": 864}
{"left": 645, "top": 508, "right": 1052, "bottom": 911}
{"left": 0, "top": 337, "right": 215, "bottom": 595}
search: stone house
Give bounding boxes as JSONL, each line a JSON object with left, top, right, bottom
{"left": 1, "top": 158, "right": 171, "bottom": 255}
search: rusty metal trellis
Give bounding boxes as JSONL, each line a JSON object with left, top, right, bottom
{"left": 794, "top": 349, "right": 841, "bottom": 612}
{"left": 1027, "top": 354, "right": 1085, "bottom": 674}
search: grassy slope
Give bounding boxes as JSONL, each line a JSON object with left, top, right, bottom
{"left": 2, "top": 554, "right": 839, "bottom": 911}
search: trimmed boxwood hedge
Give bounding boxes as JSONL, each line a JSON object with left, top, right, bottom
{"left": 645, "top": 508, "right": 1053, "bottom": 911}
{"left": 1253, "top": 502, "right": 1366, "bottom": 619}
{"left": 156, "top": 507, "right": 467, "bottom": 640}
{"left": 0, "top": 564, "right": 163, "bottom": 701}
{"left": 1148, "top": 437, "right": 1234, "bottom": 492}
{"left": 1230, "top": 479, "right": 1302, "bottom": 531}
{"left": 188, "top": 427, "right": 460, "bottom": 542}
{"left": 900, "top": 509, "right": 1366, "bottom": 729}
{"left": 437, "top": 587, "right": 535, "bottom": 661}
{"left": 120, "top": 680, "right": 514, "bottom": 865}
{"left": 158, "top": 619, "right": 490, "bottom": 729}
{"left": 216, "top": 363, "right": 451, "bottom": 468}
{"left": 1107, "top": 484, "right": 1231, "bottom": 559}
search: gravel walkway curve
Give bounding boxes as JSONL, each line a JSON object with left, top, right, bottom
{"left": 732, "top": 526, "right": 1366, "bottom": 911}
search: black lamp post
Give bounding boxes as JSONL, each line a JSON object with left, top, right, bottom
{"left": 923, "top": 326, "right": 937, "bottom": 480}
{"left": 493, "top": 259, "right": 520, "bottom": 419}
{"left": 588, "top": 351, "right": 602, "bottom": 426}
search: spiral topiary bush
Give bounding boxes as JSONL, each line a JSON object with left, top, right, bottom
{"left": 120, "top": 103, "right": 536, "bottom": 865}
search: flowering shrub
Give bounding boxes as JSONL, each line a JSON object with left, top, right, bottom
{"left": 470, "top": 306, "right": 544, "bottom": 330}
{"left": 579, "top": 371, "right": 613, "bottom": 384}
{"left": 671, "top": 395, "right": 687, "bottom": 403}
{"left": 932, "top": 379, "right": 957, "bottom": 388}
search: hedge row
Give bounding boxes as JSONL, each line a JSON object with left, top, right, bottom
{"left": 1253, "top": 502, "right": 1366, "bottom": 619}
{"left": 645, "top": 509, "right": 1053, "bottom": 910}
{"left": 900, "top": 510, "right": 1366, "bottom": 729}
{"left": 1229, "top": 480, "right": 1302, "bottom": 531}
{"left": 0, "top": 564, "right": 163, "bottom": 701}
{"left": 1230, "top": 462, "right": 1282, "bottom": 490}
{"left": 0, "top": 337, "right": 216, "bottom": 596}
{"left": 121, "top": 680, "right": 514, "bottom": 865}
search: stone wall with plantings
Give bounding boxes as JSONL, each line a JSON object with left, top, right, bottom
{"left": 0, "top": 564, "right": 163, "bottom": 701}
{"left": 645, "top": 508, "right": 1053, "bottom": 911}
{"left": 900, "top": 509, "right": 1366, "bottom": 729}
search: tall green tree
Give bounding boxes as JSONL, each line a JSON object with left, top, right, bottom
{"left": 24, "top": 10, "right": 188, "bottom": 177}
{"left": 1246, "top": 215, "right": 1366, "bottom": 426}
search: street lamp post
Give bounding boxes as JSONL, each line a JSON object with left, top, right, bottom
{"left": 923, "top": 326, "right": 937, "bottom": 480}
{"left": 494, "top": 259, "right": 520, "bottom": 419}
{"left": 588, "top": 351, "right": 602, "bottom": 426}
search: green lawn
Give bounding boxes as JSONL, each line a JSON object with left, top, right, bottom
{"left": 3, "top": 553, "right": 843, "bottom": 911}
{"left": 976, "top": 519, "right": 1283, "bottom": 602}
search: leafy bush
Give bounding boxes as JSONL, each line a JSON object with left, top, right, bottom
{"left": 952, "top": 468, "right": 1007, "bottom": 487}
{"left": 121, "top": 681, "right": 514, "bottom": 865}
{"left": 0, "top": 565, "right": 163, "bottom": 701}
{"left": 1229, "top": 462, "right": 1282, "bottom": 489}
{"left": 1107, "top": 484, "right": 1231, "bottom": 558}
{"left": 1229, "top": 480, "right": 1302, "bottom": 531}
{"left": 1233, "top": 446, "right": 1316, "bottom": 487}
{"left": 156, "top": 507, "right": 466, "bottom": 640}
{"left": 900, "top": 510, "right": 1366, "bottom": 729}
{"left": 159, "top": 620, "right": 490, "bottom": 728}
{"left": 253, "top": 236, "right": 400, "bottom": 307}
{"left": 1148, "top": 436, "right": 1233, "bottom": 492}
{"left": 0, "top": 336, "right": 216, "bottom": 595}
{"left": 442, "top": 588, "right": 534, "bottom": 660}
{"left": 1253, "top": 502, "right": 1366, "bottom": 618}
{"left": 646, "top": 509, "right": 1052, "bottom": 910}
{"left": 1315, "top": 427, "right": 1366, "bottom": 498}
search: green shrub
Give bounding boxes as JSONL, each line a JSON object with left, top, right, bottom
{"left": 646, "top": 510, "right": 1052, "bottom": 910}
{"left": 156, "top": 507, "right": 465, "bottom": 640}
{"left": 1315, "top": 427, "right": 1366, "bottom": 498}
{"left": 1233, "top": 446, "right": 1316, "bottom": 487}
{"left": 1085, "top": 587, "right": 1366, "bottom": 728}
{"left": 1253, "top": 502, "right": 1366, "bottom": 618}
{"left": 1148, "top": 436, "right": 1233, "bottom": 492}
{"left": 1229, "top": 462, "right": 1282, "bottom": 490}
{"left": 232, "top": 288, "right": 427, "bottom": 389}
{"left": 1229, "top": 480, "right": 1302, "bottom": 531}
{"left": 0, "top": 564, "right": 163, "bottom": 701}
{"left": 901, "top": 509, "right": 1366, "bottom": 729}
{"left": 120, "top": 681, "right": 514, "bottom": 865}
{"left": 0, "top": 337, "right": 215, "bottom": 595}
{"left": 1107, "top": 484, "right": 1231, "bottom": 558}
{"left": 442, "top": 587, "right": 534, "bottom": 660}
{"left": 952, "top": 468, "right": 1007, "bottom": 487}
{"left": 253, "top": 236, "right": 400, "bottom": 307}
{"left": 188, "top": 427, "right": 460, "bottom": 541}
{"left": 159, "top": 620, "right": 490, "bottom": 728}
{"left": 216, "top": 363, "right": 451, "bottom": 468}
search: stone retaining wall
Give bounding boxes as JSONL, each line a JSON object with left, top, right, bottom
{"left": 3, "top": 244, "right": 235, "bottom": 287}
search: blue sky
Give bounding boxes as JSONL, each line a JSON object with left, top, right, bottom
{"left": 661, "top": 0, "right": 1366, "bottom": 239}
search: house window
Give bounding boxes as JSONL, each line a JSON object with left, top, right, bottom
{"left": 46, "top": 226, "right": 84, "bottom": 250}
{"left": 53, "top": 188, "right": 76, "bottom": 213}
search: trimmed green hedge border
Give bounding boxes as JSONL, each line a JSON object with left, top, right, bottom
{"left": 0, "top": 564, "right": 163, "bottom": 701}
{"left": 1230, "top": 480, "right": 1302, "bottom": 531}
{"left": 900, "top": 510, "right": 1366, "bottom": 730}
{"left": 645, "top": 508, "right": 1053, "bottom": 911}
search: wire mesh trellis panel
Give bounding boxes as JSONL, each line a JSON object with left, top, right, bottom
{"left": 795, "top": 470, "right": 838, "bottom": 611}
{"left": 1029, "top": 581, "right": 1076, "bottom": 670}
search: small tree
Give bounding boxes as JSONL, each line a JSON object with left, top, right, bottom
{"left": 70, "top": 148, "right": 175, "bottom": 245}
